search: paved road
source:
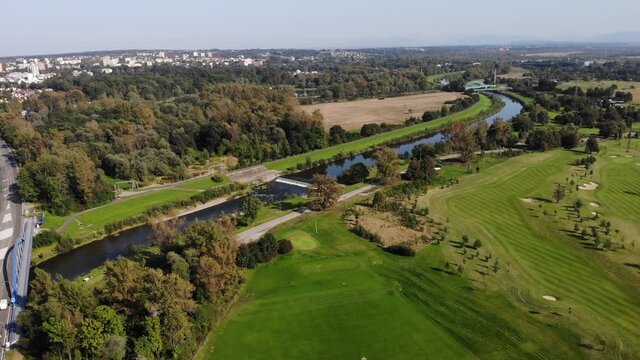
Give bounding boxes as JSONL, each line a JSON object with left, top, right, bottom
{"left": 0, "top": 139, "right": 22, "bottom": 352}
{"left": 237, "top": 185, "right": 376, "bottom": 243}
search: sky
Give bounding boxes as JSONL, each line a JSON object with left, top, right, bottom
{"left": 0, "top": 0, "right": 638, "bottom": 56}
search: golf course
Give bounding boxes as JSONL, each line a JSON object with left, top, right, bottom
{"left": 197, "top": 139, "right": 640, "bottom": 359}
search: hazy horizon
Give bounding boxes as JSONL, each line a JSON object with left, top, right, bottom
{"left": 1, "top": 0, "right": 639, "bottom": 57}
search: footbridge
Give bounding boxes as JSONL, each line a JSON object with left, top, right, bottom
{"left": 275, "top": 177, "right": 311, "bottom": 188}
{"left": 465, "top": 81, "right": 497, "bottom": 92}
{"left": 6, "top": 215, "right": 36, "bottom": 348}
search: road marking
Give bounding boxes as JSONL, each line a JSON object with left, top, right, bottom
{"left": 1, "top": 214, "right": 10, "bottom": 224}
{"left": 4, "top": 202, "right": 8, "bottom": 211}
{"left": 0, "top": 247, "right": 7, "bottom": 260}
{"left": 0, "top": 228, "right": 12, "bottom": 241}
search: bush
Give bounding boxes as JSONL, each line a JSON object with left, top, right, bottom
{"left": 277, "top": 239, "right": 293, "bottom": 254}
{"left": 33, "top": 230, "right": 61, "bottom": 248}
{"left": 384, "top": 243, "right": 415, "bottom": 257}
{"left": 211, "top": 174, "right": 224, "bottom": 183}
{"left": 55, "top": 235, "right": 76, "bottom": 254}
{"left": 236, "top": 233, "right": 281, "bottom": 268}
{"left": 352, "top": 223, "right": 382, "bottom": 245}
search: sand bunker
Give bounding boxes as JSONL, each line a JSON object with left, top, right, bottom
{"left": 579, "top": 182, "right": 599, "bottom": 191}
{"left": 591, "top": 212, "right": 597, "bottom": 216}
{"left": 625, "top": 155, "right": 633, "bottom": 158}
{"left": 521, "top": 198, "right": 539, "bottom": 203}
{"left": 609, "top": 155, "right": 618, "bottom": 158}
{"left": 543, "top": 295, "right": 557, "bottom": 302}
{"left": 590, "top": 202, "right": 600, "bottom": 208}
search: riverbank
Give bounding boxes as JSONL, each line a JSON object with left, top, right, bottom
{"left": 265, "top": 93, "right": 495, "bottom": 171}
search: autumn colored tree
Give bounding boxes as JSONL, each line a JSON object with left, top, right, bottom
{"left": 445, "top": 120, "right": 478, "bottom": 172}
{"left": 309, "top": 174, "right": 341, "bottom": 210}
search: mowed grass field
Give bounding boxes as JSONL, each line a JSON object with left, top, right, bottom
{"left": 422, "top": 142, "right": 640, "bottom": 358}
{"left": 198, "top": 212, "right": 581, "bottom": 360}
{"left": 200, "top": 141, "right": 640, "bottom": 359}
{"left": 558, "top": 80, "right": 640, "bottom": 105}
{"left": 267, "top": 93, "right": 493, "bottom": 171}
{"left": 301, "top": 92, "right": 463, "bottom": 130}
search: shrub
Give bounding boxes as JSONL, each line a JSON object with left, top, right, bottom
{"left": 211, "top": 174, "right": 224, "bottom": 183}
{"left": 33, "top": 230, "right": 61, "bottom": 248}
{"left": 55, "top": 236, "right": 76, "bottom": 254}
{"left": 352, "top": 223, "right": 382, "bottom": 245}
{"left": 384, "top": 243, "right": 416, "bottom": 257}
{"left": 277, "top": 239, "right": 293, "bottom": 254}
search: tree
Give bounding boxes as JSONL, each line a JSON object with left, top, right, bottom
{"left": 338, "top": 162, "right": 370, "bottom": 185}
{"left": 238, "top": 195, "right": 263, "bottom": 226}
{"left": 93, "top": 305, "right": 125, "bottom": 336}
{"left": 406, "top": 156, "right": 438, "bottom": 182}
{"left": 150, "top": 216, "right": 183, "bottom": 249}
{"left": 552, "top": 183, "right": 566, "bottom": 203}
{"left": 560, "top": 123, "right": 580, "bottom": 149}
{"left": 308, "top": 174, "right": 341, "bottom": 210}
{"left": 166, "top": 251, "right": 190, "bottom": 280}
{"left": 444, "top": 121, "right": 478, "bottom": 172}
{"left": 374, "top": 147, "right": 399, "bottom": 184}
{"left": 102, "top": 335, "right": 127, "bottom": 360}
{"left": 134, "top": 316, "right": 163, "bottom": 360}
{"left": 473, "top": 239, "right": 482, "bottom": 249}
{"left": 585, "top": 137, "right": 600, "bottom": 154}
{"left": 78, "top": 318, "right": 107, "bottom": 358}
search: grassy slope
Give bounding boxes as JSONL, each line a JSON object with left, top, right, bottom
{"left": 265, "top": 94, "right": 493, "bottom": 171}
{"left": 62, "top": 189, "right": 197, "bottom": 239}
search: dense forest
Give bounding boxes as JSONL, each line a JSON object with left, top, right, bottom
{"left": 0, "top": 80, "right": 326, "bottom": 214}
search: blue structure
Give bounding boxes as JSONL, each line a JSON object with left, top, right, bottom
{"left": 8, "top": 217, "right": 37, "bottom": 347}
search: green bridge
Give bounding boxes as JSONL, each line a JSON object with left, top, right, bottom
{"left": 464, "top": 81, "right": 496, "bottom": 92}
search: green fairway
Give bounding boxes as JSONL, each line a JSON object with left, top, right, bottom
{"left": 199, "top": 142, "right": 640, "bottom": 359}
{"left": 423, "top": 144, "right": 640, "bottom": 357}
{"left": 199, "top": 212, "right": 583, "bottom": 359}
{"left": 265, "top": 94, "right": 494, "bottom": 171}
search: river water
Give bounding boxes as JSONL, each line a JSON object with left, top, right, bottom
{"left": 38, "top": 93, "right": 522, "bottom": 279}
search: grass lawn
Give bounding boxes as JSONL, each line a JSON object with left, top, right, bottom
{"left": 176, "top": 175, "right": 231, "bottom": 190}
{"left": 62, "top": 189, "right": 197, "bottom": 239}
{"left": 579, "top": 127, "right": 600, "bottom": 135}
{"left": 41, "top": 211, "right": 66, "bottom": 231}
{"left": 235, "top": 197, "right": 308, "bottom": 233}
{"left": 265, "top": 94, "right": 493, "bottom": 171}
{"left": 198, "top": 142, "right": 640, "bottom": 359}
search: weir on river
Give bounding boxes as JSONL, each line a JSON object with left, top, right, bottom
{"left": 38, "top": 93, "right": 522, "bottom": 279}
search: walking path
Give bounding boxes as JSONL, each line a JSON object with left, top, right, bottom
{"left": 237, "top": 185, "right": 376, "bottom": 243}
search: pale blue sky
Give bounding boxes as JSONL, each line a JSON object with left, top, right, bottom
{"left": 0, "top": 0, "right": 638, "bottom": 56}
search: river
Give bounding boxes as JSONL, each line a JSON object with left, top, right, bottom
{"left": 38, "top": 92, "right": 522, "bottom": 279}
